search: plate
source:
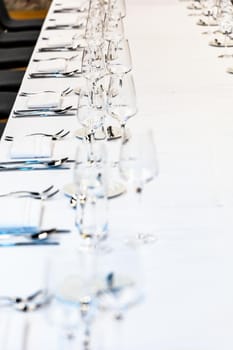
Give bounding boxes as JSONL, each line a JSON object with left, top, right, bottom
{"left": 187, "top": 3, "right": 202, "bottom": 10}
{"left": 226, "top": 67, "right": 233, "bottom": 74}
{"left": 74, "top": 126, "right": 122, "bottom": 141}
{"left": 209, "top": 38, "right": 233, "bottom": 47}
{"left": 197, "top": 18, "right": 218, "bottom": 26}
{"left": 63, "top": 182, "right": 126, "bottom": 200}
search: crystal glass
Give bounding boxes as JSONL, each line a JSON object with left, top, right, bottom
{"left": 106, "top": 38, "right": 132, "bottom": 75}
{"left": 96, "top": 241, "right": 144, "bottom": 318}
{"left": 107, "top": 0, "right": 126, "bottom": 18}
{"left": 119, "top": 129, "right": 159, "bottom": 244}
{"left": 76, "top": 80, "right": 106, "bottom": 141}
{"left": 73, "top": 143, "right": 109, "bottom": 245}
{"left": 46, "top": 250, "right": 98, "bottom": 350}
{"left": 218, "top": 10, "right": 233, "bottom": 57}
{"left": 95, "top": 240, "right": 144, "bottom": 350}
{"left": 107, "top": 73, "right": 137, "bottom": 137}
{"left": 103, "top": 11, "right": 125, "bottom": 42}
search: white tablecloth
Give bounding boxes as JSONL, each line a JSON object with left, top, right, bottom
{"left": 0, "top": 0, "right": 233, "bottom": 348}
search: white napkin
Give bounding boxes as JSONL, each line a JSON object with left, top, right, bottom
{"left": 36, "top": 59, "right": 67, "bottom": 73}
{"left": 10, "top": 136, "right": 52, "bottom": 159}
{"left": 51, "top": 15, "right": 79, "bottom": 27}
{"left": 44, "top": 36, "right": 74, "bottom": 48}
{"left": 27, "top": 93, "right": 61, "bottom": 109}
{"left": 0, "top": 314, "right": 29, "bottom": 350}
{"left": 0, "top": 197, "right": 42, "bottom": 233}
{"left": 56, "top": 1, "right": 86, "bottom": 10}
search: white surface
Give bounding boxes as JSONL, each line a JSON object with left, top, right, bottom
{"left": 0, "top": 0, "right": 233, "bottom": 348}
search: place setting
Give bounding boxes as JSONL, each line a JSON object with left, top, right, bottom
{"left": 53, "top": 0, "right": 88, "bottom": 13}
{"left": 0, "top": 188, "right": 70, "bottom": 247}
{"left": 28, "top": 51, "right": 84, "bottom": 79}
{"left": 37, "top": 34, "right": 86, "bottom": 53}
{"left": 45, "top": 14, "right": 86, "bottom": 30}
{"left": 12, "top": 88, "right": 77, "bottom": 117}
{"left": 0, "top": 130, "right": 74, "bottom": 171}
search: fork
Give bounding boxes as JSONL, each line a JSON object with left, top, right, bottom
{"left": 0, "top": 289, "right": 46, "bottom": 306}
{"left": 32, "top": 54, "right": 80, "bottom": 62}
{"left": 27, "top": 129, "right": 70, "bottom": 140}
{"left": 0, "top": 185, "right": 59, "bottom": 200}
{"left": 19, "top": 86, "right": 73, "bottom": 97}
{"left": 5, "top": 130, "right": 70, "bottom": 142}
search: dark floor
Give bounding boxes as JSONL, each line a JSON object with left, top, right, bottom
{"left": 6, "top": 0, "right": 51, "bottom": 10}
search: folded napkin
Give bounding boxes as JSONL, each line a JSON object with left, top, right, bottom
{"left": 27, "top": 93, "right": 61, "bottom": 109}
{"left": 0, "top": 197, "right": 42, "bottom": 233}
{"left": 36, "top": 59, "right": 67, "bottom": 73}
{"left": 56, "top": 1, "right": 86, "bottom": 10}
{"left": 10, "top": 136, "right": 52, "bottom": 159}
{"left": 0, "top": 314, "right": 29, "bottom": 349}
{"left": 209, "top": 38, "right": 233, "bottom": 47}
{"left": 51, "top": 15, "right": 79, "bottom": 27}
{"left": 43, "top": 36, "right": 74, "bottom": 48}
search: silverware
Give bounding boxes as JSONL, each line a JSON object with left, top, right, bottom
{"left": 29, "top": 70, "right": 82, "bottom": 78}
{"left": 0, "top": 241, "right": 59, "bottom": 247}
{"left": 5, "top": 129, "right": 70, "bottom": 141}
{"left": 32, "top": 54, "right": 80, "bottom": 62}
{"left": 13, "top": 105, "right": 73, "bottom": 115}
{"left": 0, "top": 289, "right": 45, "bottom": 305}
{"left": 0, "top": 157, "right": 69, "bottom": 167}
{"left": 0, "top": 290, "right": 51, "bottom": 312}
{"left": 0, "top": 228, "right": 70, "bottom": 236}
{"left": 45, "top": 24, "right": 84, "bottom": 30}
{"left": 29, "top": 228, "right": 70, "bottom": 240}
{"left": 0, "top": 165, "right": 70, "bottom": 172}
{"left": 53, "top": 7, "right": 86, "bottom": 13}
{"left": 27, "top": 129, "right": 70, "bottom": 140}
{"left": 19, "top": 87, "right": 73, "bottom": 97}
{"left": 0, "top": 185, "right": 59, "bottom": 199}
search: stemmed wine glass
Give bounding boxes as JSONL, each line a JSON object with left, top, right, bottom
{"left": 95, "top": 240, "right": 144, "bottom": 350}
{"left": 106, "top": 38, "right": 132, "bottom": 75}
{"left": 45, "top": 248, "right": 100, "bottom": 350}
{"left": 106, "top": 72, "right": 137, "bottom": 138}
{"left": 119, "top": 128, "right": 159, "bottom": 244}
{"left": 73, "top": 142, "right": 109, "bottom": 246}
{"left": 75, "top": 79, "right": 106, "bottom": 141}
{"left": 217, "top": 8, "right": 233, "bottom": 57}
{"left": 107, "top": 0, "right": 126, "bottom": 18}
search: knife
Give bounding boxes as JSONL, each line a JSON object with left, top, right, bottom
{"left": 0, "top": 160, "right": 75, "bottom": 166}
{"left": 28, "top": 72, "right": 81, "bottom": 78}
{"left": 0, "top": 166, "right": 70, "bottom": 171}
{"left": 0, "top": 241, "right": 59, "bottom": 247}
{"left": 0, "top": 228, "right": 71, "bottom": 236}
{"left": 13, "top": 112, "right": 75, "bottom": 118}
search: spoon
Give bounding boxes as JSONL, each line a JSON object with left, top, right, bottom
{"left": 13, "top": 105, "right": 73, "bottom": 116}
{"left": 29, "top": 228, "right": 70, "bottom": 241}
{"left": 0, "top": 289, "right": 46, "bottom": 306}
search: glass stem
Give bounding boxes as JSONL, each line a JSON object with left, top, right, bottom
{"left": 135, "top": 185, "right": 144, "bottom": 237}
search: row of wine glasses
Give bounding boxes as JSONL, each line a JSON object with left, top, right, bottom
{"left": 185, "top": 0, "right": 233, "bottom": 63}
{"left": 44, "top": 1, "right": 159, "bottom": 349}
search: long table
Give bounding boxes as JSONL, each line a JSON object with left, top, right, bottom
{"left": 1, "top": 0, "right": 233, "bottom": 348}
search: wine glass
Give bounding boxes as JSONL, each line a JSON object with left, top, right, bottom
{"left": 96, "top": 241, "right": 144, "bottom": 318}
{"left": 106, "top": 73, "right": 137, "bottom": 138}
{"left": 73, "top": 142, "right": 109, "bottom": 246}
{"left": 106, "top": 38, "right": 132, "bottom": 75}
{"left": 95, "top": 240, "right": 144, "bottom": 350}
{"left": 217, "top": 8, "right": 233, "bottom": 57}
{"left": 107, "top": 0, "right": 126, "bottom": 18}
{"left": 103, "top": 11, "right": 125, "bottom": 42}
{"left": 119, "top": 129, "right": 159, "bottom": 244}
{"left": 46, "top": 249, "right": 99, "bottom": 350}
{"left": 75, "top": 79, "right": 106, "bottom": 141}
